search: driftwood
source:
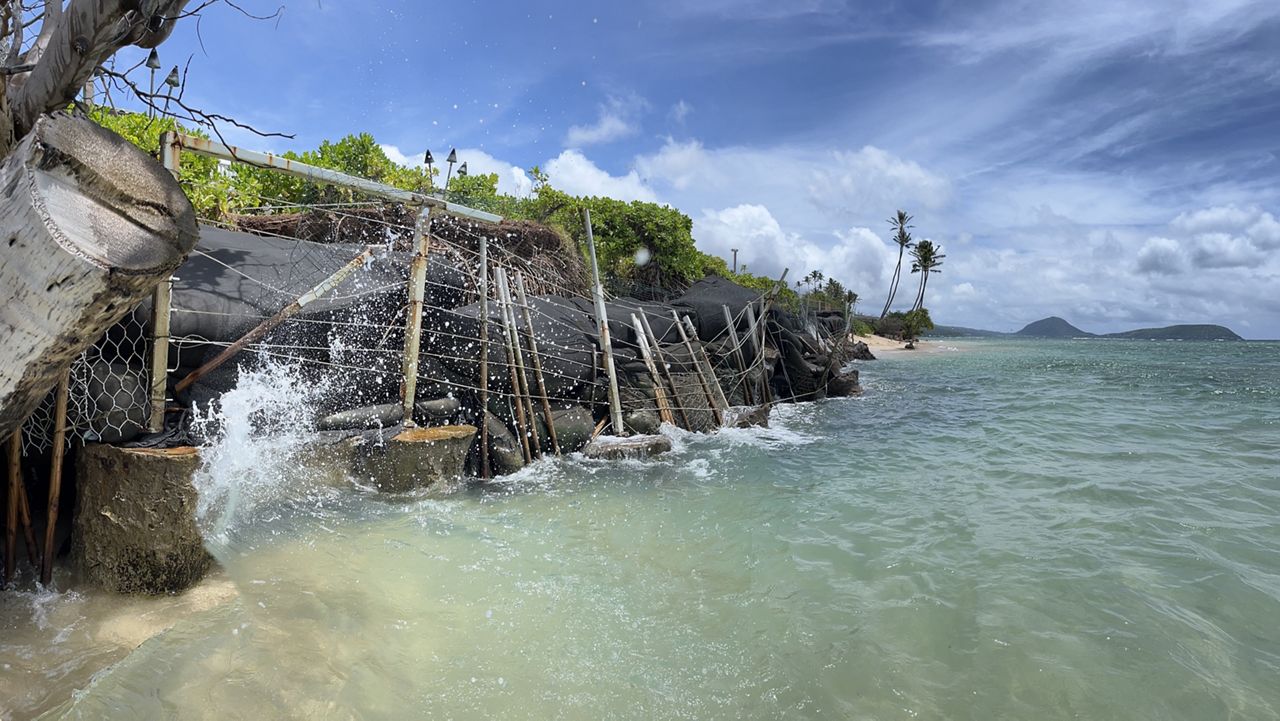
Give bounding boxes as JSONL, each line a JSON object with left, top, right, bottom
{"left": 0, "top": 112, "right": 198, "bottom": 439}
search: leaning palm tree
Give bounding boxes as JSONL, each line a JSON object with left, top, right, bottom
{"left": 908, "top": 239, "right": 945, "bottom": 312}
{"left": 879, "top": 210, "right": 914, "bottom": 318}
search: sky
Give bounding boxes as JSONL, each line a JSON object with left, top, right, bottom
{"left": 122, "top": 0, "right": 1280, "bottom": 337}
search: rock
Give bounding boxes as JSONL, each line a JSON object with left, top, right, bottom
{"left": 351, "top": 424, "right": 477, "bottom": 492}
{"left": 828, "top": 369, "right": 862, "bottom": 397}
{"left": 727, "top": 404, "right": 771, "bottom": 428}
{"left": 414, "top": 397, "right": 462, "bottom": 423}
{"left": 72, "top": 445, "right": 212, "bottom": 594}
{"left": 624, "top": 409, "right": 662, "bottom": 435}
{"left": 484, "top": 411, "right": 525, "bottom": 475}
{"left": 532, "top": 405, "right": 595, "bottom": 454}
{"left": 848, "top": 341, "right": 876, "bottom": 361}
{"left": 581, "top": 434, "right": 672, "bottom": 460}
{"left": 81, "top": 360, "right": 149, "bottom": 443}
{"left": 316, "top": 403, "right": 403, "bottom": 431}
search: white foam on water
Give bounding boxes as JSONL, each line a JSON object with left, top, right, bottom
{"left": 191, "top": 360, "right": 329, "bottom": 550}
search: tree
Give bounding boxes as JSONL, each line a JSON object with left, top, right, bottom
{"left": 1, "top": 1, "right": 210, "bottom": 437}
{"left": 908, "top": 239, "right": 945, "bottom": 312}
{"left": 879, "top": 210, "right": 914, "bottom": 318}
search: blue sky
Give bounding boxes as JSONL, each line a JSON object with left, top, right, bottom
{"left": 125, "top": 0, "right": 1280, "bottom": 337}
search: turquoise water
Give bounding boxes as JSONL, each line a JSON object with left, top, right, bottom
{"left": 20, "top": 339, "right": 1280, "bottom": 719}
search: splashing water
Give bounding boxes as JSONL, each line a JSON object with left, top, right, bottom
{"left": 190, "top": 360, "right": 331, "bottom": 552}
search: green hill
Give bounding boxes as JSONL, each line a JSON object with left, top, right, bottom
{"left": 1101, "top": 324, "right": 1242, "bottom": 341}
{"left": 1015, "top": 317, "right": 1095, "bottom": 338}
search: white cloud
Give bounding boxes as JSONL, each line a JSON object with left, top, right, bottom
{"left": 1171, "top": 204, "right": 1258, "bottom": 234}
{"left": 1189, "top": 232, "right": 1262, "bottom": 269}
{"left": 565, "top": 95, "right": 646, "bottom": 147}
{"left": 544, "top": 150, "right": 658, "bottom": 202}
{"left": 669, "top": 100, "right": 692, "bottom": 124}
{"left": 1135, "top": 236, "right": 1186, "bottom": 275}
{"left": 693, "top": 203, "right": 893, "bottom": 294}
{"left": 635, "top": 138, "right": 950, "bottom": 230}
{"left": 379, "top": 144, "right": 533, "bottom": 197}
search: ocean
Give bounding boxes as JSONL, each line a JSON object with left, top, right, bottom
{"left": 3, "top": 338, "right": 1278, "bottom": 719}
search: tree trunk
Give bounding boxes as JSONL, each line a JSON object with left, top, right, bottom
{"left": 0, "top": 112, "right": 198, "bottom": 439}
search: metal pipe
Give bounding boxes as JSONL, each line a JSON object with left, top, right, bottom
{"left": 515, "top": 272, "right": 560, "bottom": 455}
{"left": 167, "top": 133, "right": 502, "bottom": 222}
{"left": 399, "top": 208, "right": 432, "bottom": 425}
{"left": 583, "top": 208, "right": 625, "bottom": 435}
{"left": 148, "top": 132, "right": 181, "bottom": 432}
{"left": 176, "top": 247, "right": 375, "bottom": 394}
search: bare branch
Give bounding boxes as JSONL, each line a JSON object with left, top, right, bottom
{"left": 98, "top": 66, "right": 294, "bottom": 141}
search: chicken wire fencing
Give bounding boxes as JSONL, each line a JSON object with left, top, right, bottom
{"left": 21, "top": 311, "right": 151, "bottom": 457}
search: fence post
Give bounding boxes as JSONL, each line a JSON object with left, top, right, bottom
{"left": 583, "top": 208, "right": 625, "bottom": 435}
{"left": 478, "top": 236, "right": 490, "bottom": 477}
{"left": 148, "top": 132, "right": 181, "bottom": 432}
{"left": 400, "top": 207, "right": 432, "bottom": 425}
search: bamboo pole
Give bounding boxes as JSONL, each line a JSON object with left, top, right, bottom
{"left": 722, "top": 305, "right": 753, "bottom": 405}
{"left": 671, "top": 311, "right": 723, "bottom": 426}
{"left": 498, "top": 269, "right": 541, "bottom": 458}
{"left": 631, "top": 314, "right": 675, "bottom": 426}
{"left": 515, "top": 272, "right": 560, "bottom": 455}
{"left": 15, "top": 473, "right": 38, "bottom": 567}
{"left": 496, "top": 271, "right": 532, "bottom": 462}
{"left": 682, "top": 316, "right": 730, "bottom": 412}
{"left": 176, "top": 247, "right": 375, "bottom": 394}
{"left": 5, "top": 429, "right": 19, "bottom": 586}
{"left": 400, "top": 208, "right": 433, "bottom": 425}
{"left": 583, "top": 208, "right": 625, "bottom": 435}
{"left": 41, "top": 371, "right": 69, "bottom": 585}
{"left": 478, "top": 236, "right": 490, "bottom": 478}
{"left": 639, "top": 312, "right": 691, "bottom": 430}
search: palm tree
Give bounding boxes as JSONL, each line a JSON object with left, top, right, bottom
{"left": 879, "top": 210, "right": 914, "bottom": 318}
{"left": 908, "top": 239, "right": 945, "bottom": 312}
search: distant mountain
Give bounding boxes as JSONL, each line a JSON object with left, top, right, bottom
{"left": 1101, "top": 324, "right": 1242, "bottom": 341}
{"left": 922, "top": 316, "right": 1244, "bottom": 340}
{"left": 925, "top": 324, "right": 1008, "bottom": 338}
{"left": 1015, "top": 317, "right": 1095, "bottom": 338}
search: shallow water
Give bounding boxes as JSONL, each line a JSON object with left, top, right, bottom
{"left": 4, "top": 339, "right": 1280, "bottom": 720}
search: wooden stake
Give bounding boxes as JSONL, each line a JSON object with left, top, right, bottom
{"left": 496, "top": 270, "right": 532, "bottom": 462}
{"left": 722, "top": 305, "right": 753, "bottom": 405}
{"left": 682, "top": 316, "right": 730, "bottom": 412}
{"left": 176, "top": 246, "right": 375, "bottom": 395}
{"left": 5, "top": 429, "right": 19, "bottom": 586}
{"left": 515, "top": 272, "right": 561, "bottom": 455}
{"left": 15, "top": 475, "right": 38, "bottom": 567}
{"left": 639, "top": 312, "right": 690, "bottom": 430}
{"left": 478, "top": 236, "right": 490, "bottom": 478}
{"left": 41, "top": 370, "right": 70, "bottom": 585}
{"left": 631, "top": 314, "right": 675, "bottom": 426}
{"left": 583, "top": 208, "right": 625, "bottom": 435}
{"left": 671, "top": 311, "right": 723, "bottom": 426}
{"left": 400, "top": 208, "right": 433, "bottom": 425}
{"left": 499, "top": 270, "right": 542, "bottom": 458}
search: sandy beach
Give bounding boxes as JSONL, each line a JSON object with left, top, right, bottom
{"left": 855, "top": 334, "right": 953, "bottom": 355}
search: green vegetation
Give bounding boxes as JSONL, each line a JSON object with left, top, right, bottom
{"left": 880, "top": 210, "right": 915, "bottom": 318}
{"left": 908, "top": 239, "right": 944, "bottom": 312}
{"left": 91, "top": 111, "right": 885, "bottom": 312}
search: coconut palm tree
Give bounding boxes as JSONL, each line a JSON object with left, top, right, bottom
{"left": 879, "top": 210, "right": 914, "bottom": 318}
{"left": 908, "top": 240, "right": 945, "bottom": 312}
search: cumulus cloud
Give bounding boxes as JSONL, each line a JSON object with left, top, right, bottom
{"left": 1189, "top": 232, "right": 1262, "bottom": 269}
{"left": 565, "top": 95, "right": 646, "bottom": 147}
{"left": 693, "top": 204, "right": 893, "bottom": 294}
{"left": 1135, "top": 236, "right": 1186, "bottom": 275}
{"left": 544, "top": 150, "right": 658, "bottom": 202}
